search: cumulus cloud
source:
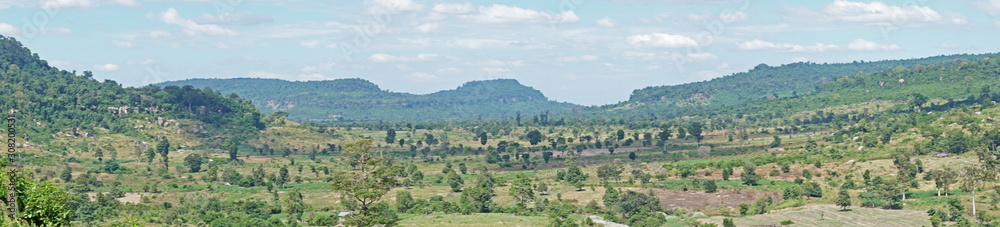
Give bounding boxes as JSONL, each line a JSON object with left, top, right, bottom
{"left": 437, "top": 67, "right": 460, "bottom": 73}
{"left": 737, "top": 39, "right": 840, "bottom": 52}
{"left": 469, "top": 60, "right": 525, "bottom": 67}
{"left": 0, "top": 23, "right": 21, "bottom": 36}
{"left": 162, "top": 8, "right": 236, "bottom": 36}
{"left": 687, "top": 52, "right": 718, "bottom": 61}
{"left": 597, "top": 16, "right": 616, "bottom": 27}
{"left": 299, "top": 40, "right": 319, "bottom": 48}
{"left": 847, "top": 39, "right": 902, "bottom": 51}
{"left": 93, "top": 63, "right": 119, "bottom": 71}
{"left": 406, "top": 72, "right": 438, "bottom": 81}
{"left": 460, "top": 4, "right": 579, "bottom": 24}
{"left": 368, "top": 53, "right": 443, "bottom": 62}
{"left": 626, "top": 33, "right": 699, "bottom": 48}
{"left": 453, "top": 38, "right": 520, "bottom": 49}
{"left": 821, "top": 0, "right": 942, "bottom": 24}
{"left": 365, "top": 0, "right": 424, "bottom": 14}
{"left": 432, "top": 2, "right": 475, "bottom": 14}
{"left": 112, "top": 0, "right": 139, "bottom": 8}
{"left": 557, "top": 55, "right": 599, "bottom": 62}
{"left": 42, "top": 0, "right": 93, "bottom": 10}
{"left": 415, "top": 23, "right": 439, "bottom": 33}
{"left": 719, "top": 11, "right": 748, "bottom": 22}
{"left": 194, "top": 12, "right": 273, "bottom": 26}
{"left": 112, "top": 40, "right": 136, "bottom": 48}
{"left": 977, "top": 0, "right": 1000, "bottom": 16}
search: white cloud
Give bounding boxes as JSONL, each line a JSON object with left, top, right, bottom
{"left": 368, "top": 53, "right": 442, "bottom": 62}
{"left": 437, "top": 67, "right": 460, "bottom": 73}
{"left": 977, "top": 0, "right": 1000, "bottom": 16}
{"left": 93, "top": 63, "right": 119, "bottom": 71}
{"left": 365, "top": 0, "right": 424, "bottom": 14}
{"left": 626, "top": 33, "right": 699, "bottom": 48}
{"left": 481, "top": 67, "right": 513, "bottom": 75}
{"left": 299, "top": 40, "right": 319, "bottom": 48}
{"left": 453, "top": 38, "right": 518, "bottom": 49}
{"left": 112, "top": 0, "right": 139, "bottom": 8}
{"left": 162, "top": 8, "right": 236, "bottom": 36}
{"left": 406, "top": 72, "right": 438, "bottom": 81}
{"left": 470, "top": 60, "right": 525, "bottom": 67}
{"left": 432, "top": 2, "right": 475, "bottom": 14}
{"left": 248, "top": 71, "right": 287, "bottom": 79}
{"left": 597, "top": 16, "right": 616, "bottom": 27}
{"left": 719, "top": 11, "right": 748, "bottom": 22}
{"left": 41, "top": 27, "right": 72, "bottom": 35}
{"left": 461, "top": 4, "right": 579, "bottom": 24}
{"left": 821, "top": 0, "right": 941, "bottom": 24}
{"left": 0, "top": 23, "right": 21, "bottom": 36}
{"left": 847, "top": 39, "right": 902, "bottom": 51}
{"left": 790, "top": 57, "right": 809, "bottom": 62}
{"left": 42, "top": 0, "right": 93, "bottom": 10}
{"left": 415, "top": 23, "right": 439, "bottom": 33}
{"left": 112, "top": 40, "right": 136, "bottom": 48}
{"left": 147, "top": 30, "right": 170, "bottom": 38}
{"left": 737, "top": 39, "right": 840, "bottom": 52}
{"left": 194, "top": 12, "right": 273, "bottom": 26}
{"left": 557, "top": 55, "right": 599, "bottom": 62}
{"left": 687, "top": 52, "right": 718, "bottom": 61}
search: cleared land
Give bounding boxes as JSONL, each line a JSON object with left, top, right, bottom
{"left": 703, "top": 204, "right": 931, "bottom": 227}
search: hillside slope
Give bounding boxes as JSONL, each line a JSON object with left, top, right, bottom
{"left": 156, "top": 78, "right": 580, "bottom": 122}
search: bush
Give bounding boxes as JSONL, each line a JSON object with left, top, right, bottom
{"left": 780, "top": 220, "right": 795, "bottom": 225}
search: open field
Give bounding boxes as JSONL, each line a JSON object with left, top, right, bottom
{"left": 703, "top": 204, "right": 932, "bottom": 227}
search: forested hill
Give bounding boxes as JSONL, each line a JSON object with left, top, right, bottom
{"left": 156, "top": 78, "right": 580, "bottom": 122}
{"left": 0, "top": 35, "right": 265, "bottom": 147}
{"left": 589, "top": 53, "right": 999, "bottom": 119}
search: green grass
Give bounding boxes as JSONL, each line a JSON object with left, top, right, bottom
{"left": 397, "top": 214, "right": 548, "bottom": 226}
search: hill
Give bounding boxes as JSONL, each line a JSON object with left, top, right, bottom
{"left": 585, "top": 53, "right": 999, "bottom": 119}
{"left": 155, "top": 78, "right": 580, "bottom": 122}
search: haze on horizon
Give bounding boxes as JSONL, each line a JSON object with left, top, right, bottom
{"left": 2, "top": 0, "right": 999, "bottom": 106}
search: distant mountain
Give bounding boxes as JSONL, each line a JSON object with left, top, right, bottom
{"left": 585, "top": 53, "right": 1000, "bottom": 119}
{"left": 156, "top": 78, "right": 580, "bottom": 122}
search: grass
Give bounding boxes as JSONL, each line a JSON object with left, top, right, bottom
{"left": 397, "top": 214, "right": 548, "bottom": 227}
{"left": 703, "top": 204, "right": 931, "bottom": 227}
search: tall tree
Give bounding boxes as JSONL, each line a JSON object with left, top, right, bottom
{"left": 156, "top": 138, "right": 171, "bottom": 168}
{"left": 509, "top": 172, "right": 534, "bottom": 204}
{"left": 330, "top": 139, "right": 403, "bottom": 226}
{"left": 184, "top": 153, "right": 203, "bottom": 173}
{"left": 837, "top": 189, "right": 852, "bottom": 211}
{"left": 479, "top": 131, "right": 488, "bottom": 146}
{"left": 741, "top": 162, "right": 761, "bottom": 186}
{"left": 527, "top": 130, "right": 543, "bottom": 146}
{"left": 687, "top": 122, "right": 704, "bottom": 143}
{"left": 385, "top": 129, "right": 396, "bottom": 144}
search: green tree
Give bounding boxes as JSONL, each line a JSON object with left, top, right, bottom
{"left": 704, "top": 180, "right": 718, "bottom": 193}
{"left": 460, "top": 173, "right": 496, "bottom": 213}
{"left": 285, "top": 188, "right": 308, "bottom": 221}
{"left": 741, "top": 162, "right": 761, "bottom": 186}
{"left": 396, "top": 191, "right": 415, "bottom": 213}
{"left": 386, "top": 129, "right": 396, "bottom": 145}
{"left": 479, "top": 131, "right": 488, "bottom": 146}
{"left": 448, "top": 170, "right": 464, "bottom": 192}
{"left": 542, "top": 151, "right": 553, "bottom": 163}
{"left": 616, "top": 129, "right": 626, "bottom": 141}
{"left": 60, "top": 166, "right": 72, "bottom": 182}
{"left": 330, "top": 140, "right": 403, "bottom": 226}
{"left": 527, "top": 130, "right": 544, "bottom": 146}
{"left": 770, "top": 135, "right": 782, "bottom": 148}
{"left": 597, "top": 163, "right": 624, "bottom": 184}
{"left": 225, "top": 139, "right": 239, "bottom": 162}
{"left": 156, "top": 138, "right": 171, "bottom": 168}
{"left": 911, "top": 93, "right": 928, "bottom": 110}
{"left": 628, "top": 152, "right": 636, "bottom": 161}
{"left": 687, "top": 122, "right": 704, "bottom": 143}
{"left": 837, "top": 189, "right": 852, "bottom": 211}
{"left": 509, "top": 172, "right": 535, "bottom": 204}
{"left": 0, "top": 160, "right": 73, "bottom": 226}
{"left": 184, "top": 153, "right": 203, "bottom": 173}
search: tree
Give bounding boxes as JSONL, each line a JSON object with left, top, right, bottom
{"left": 448, "top": 170, "right": 464, "bottom": 192}
{"left": 396, "top": 191, "right": 415, "bottom": 213}
{"left": 145, "top": 147, "right": 156, "bottom": 164}
{"left": 562, "top": 164, "right": 589, "bottom": 191}
{"left": 704, "top": 180, "right": 718, "bottom": 193}
{"left": 0, "top": 160, "right": 73, "bottom": 226}
{"left": 330, "top": 140, "right": 403, "bottom": 226}
{"left": 60, "top": 165, "right": 72, "bottom": 182}
{"left": 461, "top": 173, "right": 496, "bottom": 213}
{"left": 285, "top": 188, "right": 307, "bottom": 221}
{"left": 542, "top": 151, "right": 553, "bottom": 163}
{"left": 960, "top": 163, "right": 993, "bottom": 216}
{"left": 932, "top": 167, "right": 957, "bottom": 196}
{"left": 687, "top": 122, "right": 704, "bottom": 143}
{"left": 527, "top": 130, "right": 543, "bottom": 146}
{"left": 156, "top": 138, "right": 171, "bottom": 168}
{"left": 911, "top": 93, "right": 928, "bottom": 110}
{"left": 837, "top": 189, "right": 852, "bottom": 211}
{"left": 479, "top": 132, "right": 488, "bottom": 146}
{"left": 616, "top": 130, "right": 626, "bottom": 141}
{"left": 770, "top": 135, "right": 782, "bottom": 148}
{"left": 628, "top": 152, "right": 636, "bottom": 161}
{"left": 184, "top": 153, "right": 203, "bottom": 173}
{"left": 225, "top": 139, "right": 239, "bottom": 162}
{"left": 741, "top": 162, "right": 761, "bottom": 186}
{"left": 597, "top": 163, "right": 624, "bottom": 184}
{"left": 386, "top": 129, "right": 396, "bottom": 144}
{"left": 509, "top": 172, "right": 534, "bottom": 204}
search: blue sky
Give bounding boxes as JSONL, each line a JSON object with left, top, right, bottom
{"left": 1, "top": 0, "right": 998, "bottom": 106}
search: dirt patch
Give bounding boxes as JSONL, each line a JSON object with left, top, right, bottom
{"left": 703, "top": 204, "right": 931, "bottom": 227}
{"left": 652, "top": 189, "right": 782, "bottom": 211}
{"left": 534, "top": 147, "right": 645, "bottom": 159}
{"left": 87, "top": 192, "right": 147, "bottom": 204}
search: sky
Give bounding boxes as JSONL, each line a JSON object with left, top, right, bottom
{"left": 1, "top": 0, "right": 998, "bottom": 106}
